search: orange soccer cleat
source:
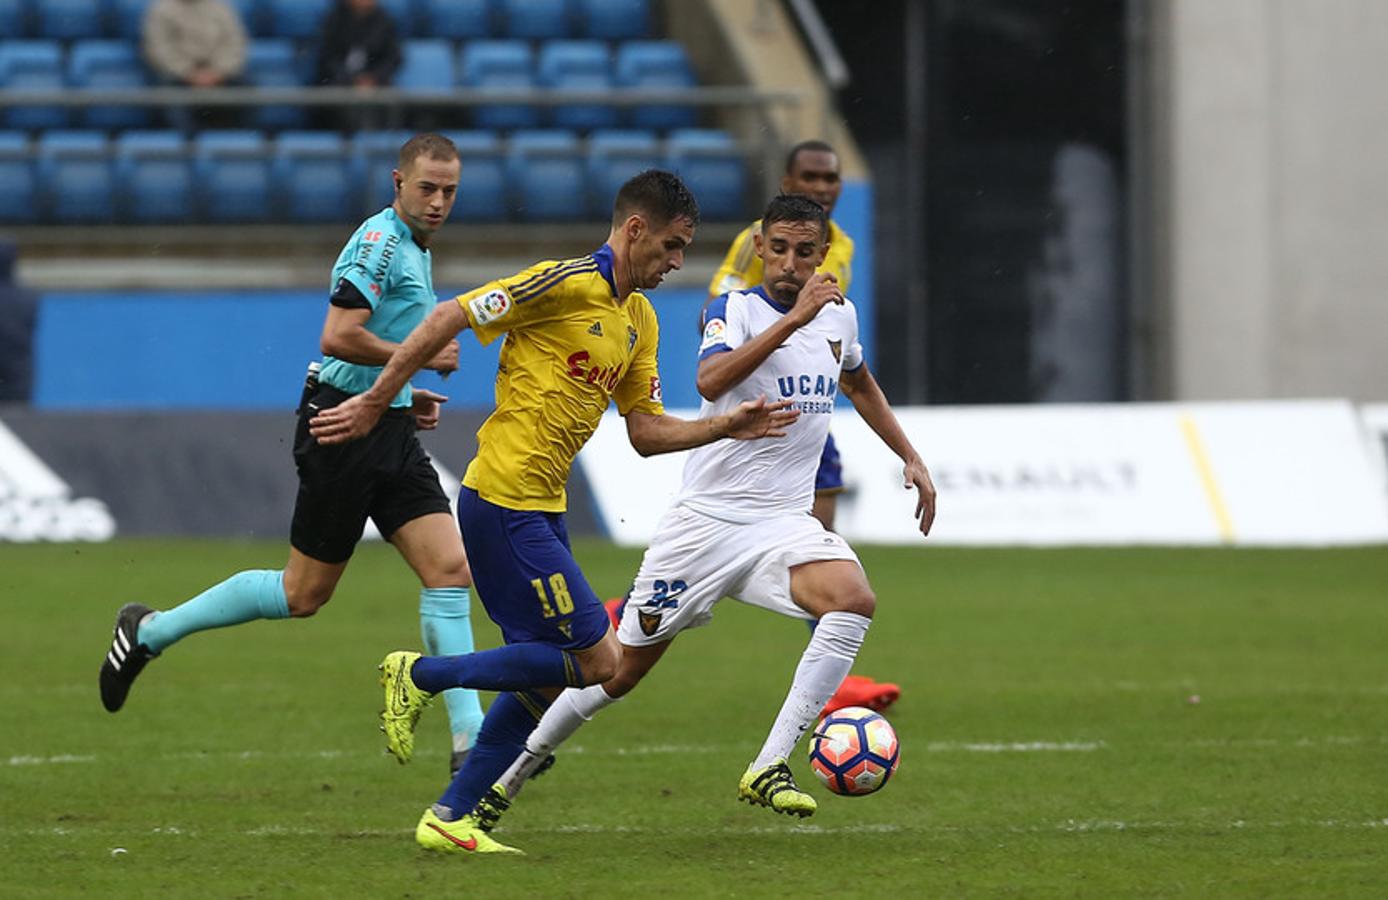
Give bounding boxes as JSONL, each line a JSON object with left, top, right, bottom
{"left": 822, "top": 674, "right": 901, "bottom": 716}
{"left": 603, "top": 597, "right": 626, "bottom": 629}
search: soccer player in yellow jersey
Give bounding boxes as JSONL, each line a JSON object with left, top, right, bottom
{"left": 310, "top": 170, "right": 799, "bottom": 855}
{"left": 706, "top": 140, "right": 900, "bottom": 715}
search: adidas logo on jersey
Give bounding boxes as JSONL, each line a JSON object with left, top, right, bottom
{"left": 588, "top": 321, "right": 604, "bottom": 336}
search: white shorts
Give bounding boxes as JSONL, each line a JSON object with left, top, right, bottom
{"left": 616, "top": 504, "right": 861, "bottom": 647}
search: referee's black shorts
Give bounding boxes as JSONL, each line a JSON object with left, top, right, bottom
{"left": 291, "top": 384, "right": 452, "bottom": 564}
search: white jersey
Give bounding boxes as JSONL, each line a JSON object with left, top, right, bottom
{"left": 677, "top": 285, "right": 864, "bottom": 523}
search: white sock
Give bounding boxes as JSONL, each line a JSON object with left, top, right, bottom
{"left": 751, "top": 610, "right": 870, "bottom": 770}
{"left": 498, "top": 684, "right": 618, "bottom": 798}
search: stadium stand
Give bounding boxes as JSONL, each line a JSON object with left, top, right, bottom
{"left": 615, "top": 40, "right": 697, "bottom": 130}
{"left": 577, "top": 0, "right": 649, "bottom": 40}
{"left": 448, "top": 130, "right": 508, "bottom": 221}
{"left": 194, "top": 130, "right": 271, "bottom": 222}
{"left": 507, "top": 129, "right": 585, "bottom": 221}
{"left": 245, "top": 39, "right": 309, "bottom": 129}
{"left": 264, "top": 0, "right": 330, "bottom": 40}
{"left": 499, "top": 0, "right": 573, "bottom": 41}
{"left": 0, "top": 0, "right": 760, "bottom": 224}
{"left": 33, "top": 0, "right": 104, "bottom": 41}
{"left": 115, "top": 130, "right": 193, "bottom": 222}
{"left": 272, "top": 131, "right": 353, "bottom": 222}
{"left": 586, "top": 128, "right": 661, "bottom": 217}
{"left": 538, "top": 40, "right": 618, "bottom": 132}
{"left": 69, "top": 40, "right": 151, "bottom": 130}
{"left": 37, "top": 130, "right": 116, "bottom": 224}
{"left": 0, "top": 0, "right": 22, "bottom": 38}
{"left": 420, "top": 0, "right": 492, "bottom": 40}
{"left": 351, "top": 128, "right": 416, "bottom": 211}
{"left": 397, "top": 38, "right": 456, "bottom": 92}
{"left": 0, "top": 132, "right": 35, "bottom": 224}
{"left": 665, "top": 128, "right": 747, "bottom": 221}
{"left": 458, "top": 39, "right": 539, "bottom": 131}
{"left": 0, "top": 41, "right": 67, "bottom": 130}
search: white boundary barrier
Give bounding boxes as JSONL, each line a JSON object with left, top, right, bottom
{"left": 578, "top": 400, "right": 1388, "bottom": 547}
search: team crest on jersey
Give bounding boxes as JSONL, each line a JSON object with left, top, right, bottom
{"left": 827, "top": 339, "right": 842, "bottom": 363}
{"left": 627, "top": 324, "right": 639, "bottom": 352}
{"left": 638, "top": 610, "right": 661, "bottom": 636}
{"left": 649, "top": 376, "right": 662, "bottom": 402}
{"left": 587, "top": 321, "right": 603, "bottom": 337}
{"left": 469, "top": 288, "right": 511, "bottom": 325}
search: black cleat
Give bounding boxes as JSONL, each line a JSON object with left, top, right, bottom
{"left": 99, "top": 603, "right": 158, "bottom": 712}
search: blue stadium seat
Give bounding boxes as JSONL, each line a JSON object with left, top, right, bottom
{"left": 264, "top": 0, "right": 328, "bottom": 39}
{"left": 458, "top": 40, "right": 538, "bottom": 130}
{"left": 110, "top": 0, "right": 146, "bottom": 39}
{"left": 396, "top": 38, "right": 456, "bottom": 92}
{"left": 245, "top": 39, "right": 306, "bottom": 129}
{"left": 0, "top": 0, "right": 27, "bottom": 38}
{"left": 33, "top": 0, "right": 103, "bottom": 40}
{"left": 586, "top": 129, "right": 659, "bottom": 217}
{"left": 273, "top": 132, "right": 352, "bottom": 222}
{"left": 37, "top": 131, "right": 114, "bottom": 224}
{"left": 114, "top": 131, "right": 192, "bottom": 223}
{"left": 499, "top": 0, "right": 570, "bottom": 40}
{"left": 445, "top": 130, "right": 507, "bottom": 222}
{"left": 0, "top": 41, "right": 68, "bottom": 130}
{"left": 350, "top": 129, "right": 416, "bottom": 211}
{"left": 506, "top": 129, "right": 583, "bottom": 222}
{"left": 420, "top": 0, "right": 492, "bottom": 39}
{"left": 665, "top": 129, "right": 745, "bottom": 220}
{"left": 68, "top": 40, "right": 151, "bottom": 130}
{"left": 577, "top": 0, "right": 648, "bottom": 40}
{"left": 0, "top": 132, "right": 35, "bottom": 224}
{"left": 537, "top": 40, "right": 616, "bottom": 131}
{"left": 194, "top": 131, "right": 271, "bottom": 222}
{"left": 615, "top": 40, "right": 697, "bottom": 130}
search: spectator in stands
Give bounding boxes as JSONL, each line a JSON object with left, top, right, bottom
{"left": 315, "top": 0, "right": 403, "bottom": 130}
{"left": 142, "top": 0, "right": 249, "bottom": 129}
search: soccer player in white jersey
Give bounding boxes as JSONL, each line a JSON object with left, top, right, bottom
{"left": 454, "top": 194, "right": 936, "bottom": 842}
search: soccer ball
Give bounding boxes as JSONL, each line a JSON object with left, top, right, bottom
{"left": 808, "top": 706, "right": 900, "bottom": 796}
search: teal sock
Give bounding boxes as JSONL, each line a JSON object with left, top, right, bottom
{"left": 137, "top": 570, "right": 290, "bottom": 654}
{"left": 420, "top": 586, "right": 486, "bottom": 752}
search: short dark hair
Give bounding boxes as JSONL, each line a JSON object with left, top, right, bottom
{"left": 398, "top": 133, "right": 459, "bottom": 171}
{"left": 612, "top": 169, "right": 700, "bottom": 227}
{"left": 785, "top": 139, "right": 837, "bottom": 174}
{"left": 761, "top": 193, "right": 828, "bottom": 240}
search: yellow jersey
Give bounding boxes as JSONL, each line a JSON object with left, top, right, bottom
{"left": 455, "top": 245, "right": 665, "bottom": 513}
{"left": 707, "top": 218, "right": 855, "bottom": 298}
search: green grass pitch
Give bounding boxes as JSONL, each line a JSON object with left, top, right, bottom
{"left": 2, "top": 539, "right": 1387, "bottom": 897}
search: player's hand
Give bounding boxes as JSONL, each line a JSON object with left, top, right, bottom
{"left": 904, "top": 457, "right": 937, "bottom": 536}
{"left": 410, "top": 388, "right": 448, "bottom": 431}
{"left": 789, "top": 272, "right": 844, "bottom": 326}
{"left": 309, "top": 394, "right": 387, "bottom": 445}
{"left": 427, "top": 339, "right": 460, "bottom": 375}
{"left": 726, "top": 395, "right": 800, "bottom": 440}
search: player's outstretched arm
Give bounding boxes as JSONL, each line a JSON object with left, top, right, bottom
{"left": 840, "top": 363, "right": 937, "bottom": 536}
{"left": 320, "top": 306, "right": 461, "bottom": 373}
{"left": 310, "top": 300, "right": 470, "bottom": 445}
{"left": 624, "top": 396, "right": 800, "bottom": 457}
{"left": 696, "top": 273, "right": 843, "bottom": 401}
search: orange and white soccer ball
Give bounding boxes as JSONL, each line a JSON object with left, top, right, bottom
{"left": 808, "top": 706, "right": 900, "bottom": 796}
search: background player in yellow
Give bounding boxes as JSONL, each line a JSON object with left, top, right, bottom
{"left": 706, "top": 139, "right": 899, "bottom": 714}
{"left": 309, "top": 170, "right": 799, "bottom": 855}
